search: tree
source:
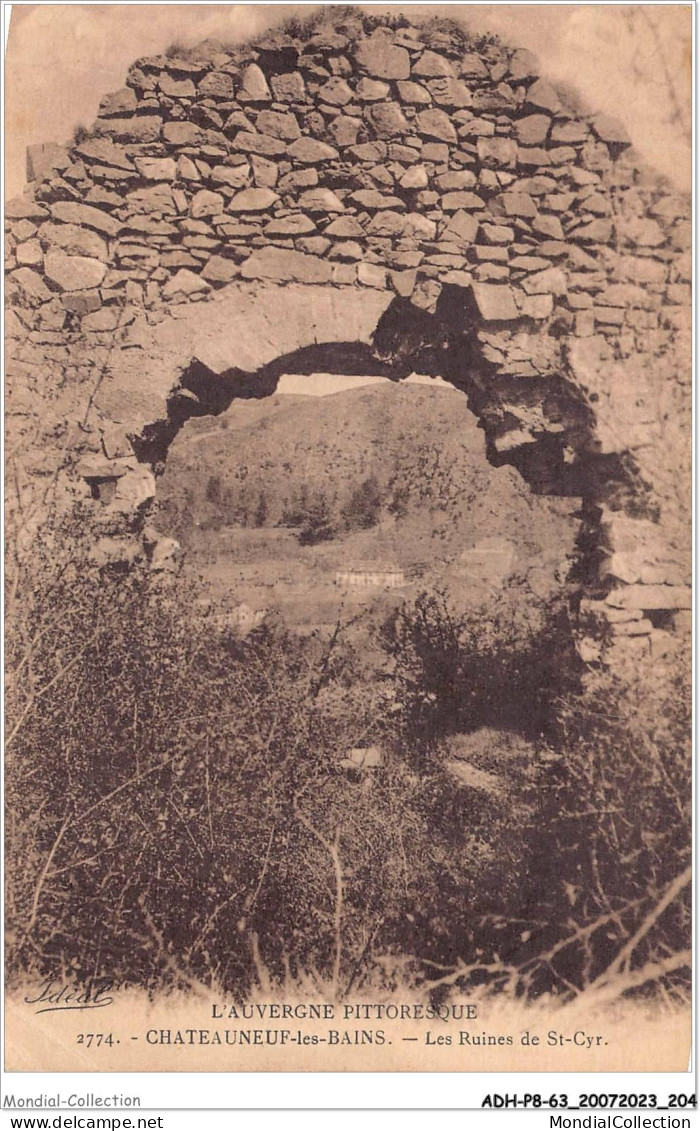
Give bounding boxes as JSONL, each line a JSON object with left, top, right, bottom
{"left": 254, "top": 491, "right": 269, "bottom": 528}
{"left": 387, "top": 480, "right": 410, "bottom": 519}
{"left": 342, "top": 474, "right": 383, "bottom": 531}
{"left": 205, "top": 474, "right": 222, "bottom": 505}
{"left": 281, "top": 483, "right": 311, "bottom": 527}
{"left": 297, "top": 493, "right": 336, "bottom": 546}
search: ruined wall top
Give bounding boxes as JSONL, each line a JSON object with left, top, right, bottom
{"left": 6, "top": 12, "right": 689, "bottom": 338}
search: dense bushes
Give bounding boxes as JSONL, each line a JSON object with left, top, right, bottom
{"left": 520, "top": 648, "right": 692, "bottom": 1000}
{"left": 5, "top": 538, "right": 528, "bottom": 996}
{"left": 5, "top": 532, "right": 691, "bottom": 1005}
{"left": 381, "top": 584, "right": 579, "bottom": 754}
{"left": 380, "top": 590, "right": 691, "bottom": 1002}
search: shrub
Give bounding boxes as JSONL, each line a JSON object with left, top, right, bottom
{"left": 380, "top": 584, "right": 578, "bottom": 756}
{"left": 518, "top": 645, "right": 692, "bottom": 1002}
{"left": 164, "top": 41, "right": 190, "bottom": 60}
{"left": 71, "top": 124, "right": 90, "bottom": 146}
{"left": 6, "top": 520, "right": 689, "bottom": 1007}
{"left": 5, "top": 529, "right": 527, "bottom": 997}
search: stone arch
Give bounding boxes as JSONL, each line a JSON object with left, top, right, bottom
{"left": 5, "top": 12, "right": 690, "bottom": 661}
{"left": 79, "top": 276, "right": 674, "bottom": 664}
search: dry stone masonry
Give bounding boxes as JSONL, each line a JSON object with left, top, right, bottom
{"left": 5, "top": 14, "right": 691, "bottom": 665}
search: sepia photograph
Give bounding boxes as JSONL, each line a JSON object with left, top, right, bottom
{"left": 3, "top": 2, "right": 692, "bottom": 1076}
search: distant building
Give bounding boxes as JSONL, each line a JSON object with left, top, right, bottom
{"left": 335, "top": 561, "right": 405, "bottom": 589}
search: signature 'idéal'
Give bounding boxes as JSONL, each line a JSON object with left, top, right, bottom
{"left": 24, "top": 978, "right": 115, "bottom": 1014}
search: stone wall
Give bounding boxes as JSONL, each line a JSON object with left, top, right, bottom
{"left": 5, "top": 13, "right": 691, "bottom": 663}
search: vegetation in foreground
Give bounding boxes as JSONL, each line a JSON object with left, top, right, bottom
{"left": 5, "top": 518, "right": 691, "bottom": 1009}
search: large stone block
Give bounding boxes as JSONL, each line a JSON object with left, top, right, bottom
{"left": 14, "top": 240, "right": 43, "bottom": 267}
{"left": 162, "top": 269, "right": 210, "bottom": 297}
{"left": 350, "top": 190, "right": 405, "bottom": 211}
{"left": 606, "top": 585, "right": 691, "bottom": 611}
{"left": 96, "top": 115, "right": 163, "bottom": 143}
{"left": 228, "top": 188, "right": 279, "bottom": 213}
{"left": 297, "top": 188, "right": 345, "bottom": 214}
{"left": 163, "top": 121, "right": 204, "bottom": 147}
{"left": 239, "top": 247, "right": 334, "bottom": 285}
{"left": 286, "top": 138, "right": 339, "bottom": 163}
{"left": 98, "top": 87, "right": 138, "bottom": 117}
{"left": 591, "top": 114, "right": 631, "bottom": 146}
{"left": 396, "top": 80, "right": 431, "bottom": 105}
{"left": 415, "top": 108, "right": 457, "bottom": 143}
{"left": 49, "top": 201, "right": 120, "bottom": 236}
{"left": 441, "top": 191, "right": 483, "bottom": 213}
{"left": 426, "top": 78, "right": 472, "bottom": 108}
{"left": 521, "top": 267, "right": 567, "bottom": 295}
{"left": 365, "top": 103, "right": 409, "bottom": 139}
{"left": 442, "top": 210, "right": 479, "bottom": 245}
{"left": 517, "top": 292, "right": 553, "bottom": 319}
{"left": 44, "top": 251, "right": 107, "bottom": 291}
{"left": 237, "top": 63, "right": 272, "bottom": 103}
{"left": 460, "top": 53, "right": 490, "bottom": 79}
{"left": 318, "top": 77, "right": 354, "bottom": 106}
{"left": 200, "top": 256, "right": 240, "bottom": 285}
{"left": 134, "top": 157, "right": 177, "bottom": 181}
{"left": 9, "top": 266, "right": 52, "bottom": 303}
{"left": 125, "top": 184, "right": 178, "bottom": 215}
{"left": 477, "top": 136, "right": 518, "bottom": 168}
{"left": 270, "top": 72, "right": 306, "bottom": 102}
{"left": 75, "top": 138, "right": 136, "bottom": 170}
{"left": 231, "top": 131, "right": 286, "bottom": 158}
{"left": 198, "top": 71, "right": 234, "bottom": 99}
{"left": 158, "top": 74, "right": 196, "bottom": 99}
{"left": 355, "top": 34, "right": 410, "bottom": 80}
{"left": 264, "top": 214, "right": 317, "bottom": 236}
{"left": 509, "top": 48, "right": 540, "bottom": 81}
{"left": 6, "top": 197, "right": 50, "bottom": 220}
{"left": 190, "top": 189, "right": 225, "bottom": 218}
{"left": 498, "top": 192, "right": 538, "bottom": 219}
{"left": 524, "top": 78, "right": 561, "bottom": 114}
{"left": 41, "top": 223, "right": 109, "bottom": 261}
{"left": 60, "top": 289, "right": 103, "bottom": 315}
{"left": 256, "top": 110, "right": 301, "bottom": 141}
{"left": 328, "top": 115, "right": 363, "bottom": 147}
{"left": 470, "top": 283, "right": 520, "bottom": 321}
{"left": 513, "top": 114, "right": 551, "bottom": 146}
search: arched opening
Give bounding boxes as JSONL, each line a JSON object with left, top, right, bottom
{"left": 103, "top": 281, "right": 654, "bottom": 657}
{"left": 142, "top": 315, "right": 583, "bottom": 762}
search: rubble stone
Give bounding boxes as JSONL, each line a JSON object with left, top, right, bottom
{"left": 240, "top": 246, "right": 333, "bottom": 284}
{"left": 228, "top": 187, "right": 279, "bottom": 212}
{"left": 355, "top": 35, "right": 411, "bottom": 80}
{"left": 44, "top": 250, "right": 107, "bottom": 291}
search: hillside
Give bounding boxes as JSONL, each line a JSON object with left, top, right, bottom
{"left": 155, "top": 380, "right": 580, "bottom": 628}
